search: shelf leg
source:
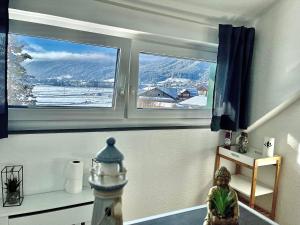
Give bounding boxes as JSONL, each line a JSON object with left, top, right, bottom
{"left": 249, "top": 163, "right": 258, "bottom": 208}
{"left": 213, "top": 148, "right": 221, "bottom": 185}
{"left": 271, "top": 157, "right": 281, "bottom": 219}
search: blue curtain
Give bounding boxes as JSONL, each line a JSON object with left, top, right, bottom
{"left": 0, "top": 0, "right": 9, "bottom": 138}
{"left": 211, "top": 24, "right": 255, "bottom": 132}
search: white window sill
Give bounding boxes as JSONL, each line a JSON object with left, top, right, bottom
{"left": 8, "top": 118, "right": 211, "bottom": 132}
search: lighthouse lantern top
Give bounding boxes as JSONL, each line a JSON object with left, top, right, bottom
{"left": 96, "top": 137, "right": 124, "bottom": 164}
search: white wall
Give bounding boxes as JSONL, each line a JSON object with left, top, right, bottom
{"left": 0, "top": 129, "right": 220, "bottom": 220}
{"left": 249, "top": 0, "right": 300, "bottom": 124}
{"left": 9, "top": 0, "right": 218, "bottom": 45}
{"left": 247, "top": 1, "right": 300, "bottom": 224}
{"left": 247, "top": 99, "right": 300, "bottom": 225}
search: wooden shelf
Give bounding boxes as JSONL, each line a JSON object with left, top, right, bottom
{"left": 231, "top": 174, "right": 273, "bottom": 197}
{"left": 214, "top": 146, "right": 282, "bottom": 219}
{"left": 0, "top": 187, "right": 94, "bottom": 218}
{"left": 218, "top": 146, "right": 278, "bottom": 167}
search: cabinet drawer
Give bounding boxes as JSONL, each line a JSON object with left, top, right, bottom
{"left": 219, "top": 147, "right": 254, "bottom": 166}
{"left": 9, "top": 204, "right": 93, "bottom": 225}
{"left": 0, "top": 217, "right": 8, "bottom": 225}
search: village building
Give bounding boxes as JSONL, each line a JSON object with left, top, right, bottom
{"left": 177, "top": 89, "right": 191, "bottom": 100}
{"left": 197, "top": 85, "right": 208, "bottom": 96}
{"left": 137, "top": 87, "right": 176, "bottom": 108}
{"left": 176, "top": 88, "right": 198, "bottom": 101}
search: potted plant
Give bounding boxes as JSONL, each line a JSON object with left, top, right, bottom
{"left": 203, "top": 167, "right": 239, "bottom": 225}
{"left": 211, "top": 188, "right": 236, "bottom": 225}
{"left": 5, "top": 170, "right": 21, "bottom": 205}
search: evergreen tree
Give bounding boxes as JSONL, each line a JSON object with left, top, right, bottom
{"left": 7, "top": 35, "right": 36, "bottom": 105}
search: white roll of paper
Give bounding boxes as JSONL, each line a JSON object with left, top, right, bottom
{"left": 65, "top": 179, "right": 83, "bottom": 194}
{"left": 65, "top": 160, "right": 83, "bottom": 180}
{"left": 64, "top": 160, "right": 83, "bottom": 194}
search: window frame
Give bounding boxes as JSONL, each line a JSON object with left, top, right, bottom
{"left": 127, "top": 40, "right": 217, "bottom": 119}
{"left": 7, "top": 18, "right": 218, "bottom": 131}
{"left": 8, "top": 20, "right": 131, "bottom": 124}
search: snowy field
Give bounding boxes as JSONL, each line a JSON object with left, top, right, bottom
{"left": 32, "top": 85, "right": 114, "bottom": 107}
{"left": 32, "top": 85, "right": 207, "bottom": 108}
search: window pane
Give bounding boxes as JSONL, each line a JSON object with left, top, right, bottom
{"left": 137, "top": 53, "right": 216, "bottom": 109}
{"left": 7, "top": 34, "right": 118, "bottom": 107}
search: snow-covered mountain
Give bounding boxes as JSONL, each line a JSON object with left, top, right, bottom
{"left": 157, "top": 77, "right": 192, "bottom": 87}
{"left": 139, "top": 58, "right": 211, "bottom": 84}
{"left": 24, "top": 60, "right": 115, "bottom": 82}
{"left": 23, "top": 57, "right": 213, "bottom": 87}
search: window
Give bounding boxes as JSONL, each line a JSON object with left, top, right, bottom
{"left": 8, "top": 19, "right": 217, "bottom": 130}
{"left": 137, "top": 53, "right": 216, "bottom": 110}
{"left": 128, "top": 40, "right": 217, "bottom": 119}
{"left": 8, "top": 34, "right": 119, "bottom": 108}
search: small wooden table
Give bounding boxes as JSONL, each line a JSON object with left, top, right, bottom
{"left": 214, "top": 145, "right": 282, "bottom": 220}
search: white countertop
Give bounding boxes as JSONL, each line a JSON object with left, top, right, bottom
{"left": 0, "top": 188, "right": 94, "bottom": 218}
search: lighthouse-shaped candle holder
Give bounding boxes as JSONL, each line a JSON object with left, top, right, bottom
{"left": 89, "top": 137, "right": 128, "bottom": 225}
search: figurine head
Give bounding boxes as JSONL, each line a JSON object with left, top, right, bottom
{"left": 215, "top": 166, "right": 231, "bottom": 188}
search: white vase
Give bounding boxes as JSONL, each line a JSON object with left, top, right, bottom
{"left": 263, "top": 137, "right": 275, "bottom": 157}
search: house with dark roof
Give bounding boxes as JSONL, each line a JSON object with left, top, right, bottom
{"left": 177, "top": 89, "right": 191, "bottom": 100}
{"left": 137, "top": 87, "right": 176, "bottom": 108}
{"left": 138, "top": 87, "right": 176, "bottom": 101}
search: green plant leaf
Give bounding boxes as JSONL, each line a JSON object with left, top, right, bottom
{"left": 211, "top": 188, "right": 235, "bottom": 217}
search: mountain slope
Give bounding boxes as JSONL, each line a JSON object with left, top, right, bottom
{"left": 24, "top": 58, "right": 213, "bottom": 85}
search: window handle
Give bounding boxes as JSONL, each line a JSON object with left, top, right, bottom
{"left": 120, "top": 88, "right": 125, "bottom": 96}
{"left": 131, "top": 88, "right": 136, "bottom": 95}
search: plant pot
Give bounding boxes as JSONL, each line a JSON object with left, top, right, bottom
{"left": 211, "top": 216, "right": 238, "bottom": 225}
{"left": 6, "top": 191, "right": 20, "bottom": 205}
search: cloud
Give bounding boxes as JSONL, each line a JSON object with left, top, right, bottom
{"left": 27, "top": 51, "right": 115, "bottom": 61}
{"left": 25, "top": 44, "right": 46, "bottom": 52}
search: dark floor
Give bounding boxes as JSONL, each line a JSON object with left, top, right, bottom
{"left": 133, "top": 206, "right": 275, "bottom": 225}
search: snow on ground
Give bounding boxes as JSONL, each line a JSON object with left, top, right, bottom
{"left": 178, "top": 95, "right": 207, "bottom": 107}
{"left": 103, "top": 78, "right": 115, "bottom": 83}
{"left": 32, "top": 85, "right": 113, "bottom": 107}
{"left": 157, "top": 77, "right": 191, "bottom": 86}
{"left": 138, "top": 96, "right": 176, "bottom": 102}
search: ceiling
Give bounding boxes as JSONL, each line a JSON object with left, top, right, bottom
{"left": 97, "top": 0, "right": 279, "bottom": 25}
{"left": 10, "top": 0, "right": 279, "bottom": 27}
{"left": 9, "top": 0, "right": 279, "bottom": 44}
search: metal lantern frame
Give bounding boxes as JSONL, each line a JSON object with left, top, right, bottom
{"left": 1, "top": 165, "right": 24, "bottom": 207}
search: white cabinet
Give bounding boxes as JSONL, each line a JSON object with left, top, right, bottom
{"left": 9, "top": 204, "right": 92, "bottom": 225}
{"left": 0, "top": 217, "right": 8, "bottom": 225}
{"left": 0, "top": 188, "right": 94, "bottom": 225}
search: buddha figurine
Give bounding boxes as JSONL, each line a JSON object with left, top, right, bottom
{"left": 203, "top": 167, "right": 239, "bottom": 225}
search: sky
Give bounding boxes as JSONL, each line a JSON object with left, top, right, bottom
{"left": 12, "top": 34, "right": 178, "bottom": 63}
{"left": 12, "top": 34, "right": 118, "bottom": 62}
{"left": 12, "top": 33, "right": 201, "bottom": 65}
